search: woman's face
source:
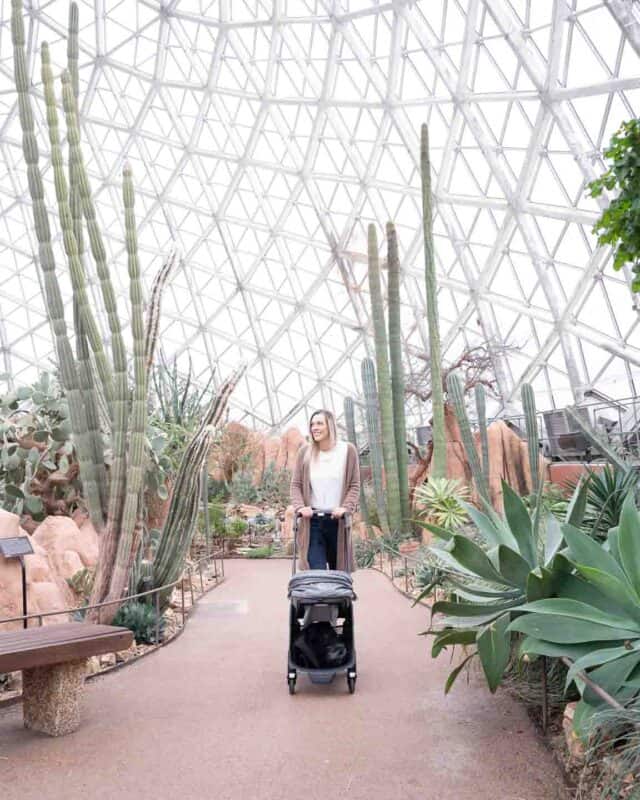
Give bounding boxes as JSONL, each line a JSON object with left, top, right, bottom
{"left": 310, "top": 414, "right": 330, "bottom": 443}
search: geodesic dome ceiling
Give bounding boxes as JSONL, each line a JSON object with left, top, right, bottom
{"left": 1, "top": 0, "right": 640, "bottom": 432}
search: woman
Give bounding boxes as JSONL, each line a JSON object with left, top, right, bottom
{"left": 290, "top": 409, "right": 360, "bottom": 572}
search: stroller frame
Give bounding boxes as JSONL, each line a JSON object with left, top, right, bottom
{"left": 287, "top": 509, "right": 357, "bottom": 694}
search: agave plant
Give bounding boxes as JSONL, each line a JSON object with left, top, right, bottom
{"left": 423, "top": 478, "right": 588, "bottom": 693}
{"left": 509, "top": 494, "right": 640, "bottom": 737}
{"left": 414, "top": 477, "right": 470, "bottom": 532}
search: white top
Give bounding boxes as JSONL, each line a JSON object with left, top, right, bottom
{"left": 309, "top": 440, "right": 348, "bottom": 511}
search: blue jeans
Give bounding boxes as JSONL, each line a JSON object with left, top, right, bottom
{"left": 308, "top": 516, "right": 338, "bottom": 570}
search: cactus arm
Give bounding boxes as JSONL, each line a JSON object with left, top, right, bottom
{"left": 145, "top": 252, "right": 178, "bottom": 380}
{"left": 421, "top": 124, "right": 447, "bottom": 479}
{"left": 361, "top": 357, "right": 390, "bottom": 535}
{"left": 11, "top": 2, "right": 103, "bottom": 530}
{"left": 367, "top": 224, "right": 402, "bottom": 533}
{"left": 475, "top": 383, "right": 490, "bottom": 485}
{"left": 521, "top": 384, "right": 542, "bottom": 497}
{"left": 104, "top": 165, "right": 150, "bottom": 604}
{"left": 344, "top": 396, "right": 370, "bottom": 527}
{"left": 447, "top": 372, "right": 491, "bottom": 505}
{"left": 386, "top": 222, "right": 411, "bottom": 527}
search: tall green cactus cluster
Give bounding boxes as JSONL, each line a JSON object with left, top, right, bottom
{"left": 361, "top": 358, "right": 390, "bottom": 535}
{"left": 421, "top": 124, "right": 447, "bottom": 479}
{"left": 11, "top": 1, "right": 240, "bottom": 618}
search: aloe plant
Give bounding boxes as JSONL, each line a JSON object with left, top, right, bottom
{"left": 582, "top": 465, "right": 638, "bottom": 541}
{"left": 423, "top": 477, "right": 589, "bottom": 694}
{"left": 510, "top": 494, "right": 640, "bottom": 736}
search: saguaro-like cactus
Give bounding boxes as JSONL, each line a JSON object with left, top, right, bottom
{"left": 521, "top": 383, "right": 542, "bottom": 498}
{"left": 421, "top": 124, "right": 446, "bottom": 479}
{"left": 474, "top": 384, "right": 490, "bottom": 486}
{"left": 386, "top": 222, "right": 410, "bottom": 527}
{"left": 361, "top": 358, "right": 390, "bottom": 535}
{"left": 344, "top": 396, "right": 370, "bottom": 528}
{"left": 367, "top": 225, "right": 402, "bottom": 534}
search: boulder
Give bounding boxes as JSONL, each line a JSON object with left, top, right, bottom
{"left": 0, "top": 511, "right": 73, "bottom": 631}
{"left": 32, "top": 515, "right": 99, "bottom": 576}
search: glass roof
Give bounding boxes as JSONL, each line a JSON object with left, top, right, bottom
{"left": 1, "top": 0, "right": 639, "bottom": 432}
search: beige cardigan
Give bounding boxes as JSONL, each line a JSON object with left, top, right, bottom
{"left": 290, "top": 441, "right": 361, "bottom": 572}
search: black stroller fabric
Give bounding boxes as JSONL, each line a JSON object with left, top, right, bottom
{"left": 288, "top": 569, "right": 356, "bottom": 602}
{"left": 292, "top": 622, "right": 349, "bottom": 669}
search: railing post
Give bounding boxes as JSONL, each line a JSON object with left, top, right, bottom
{"left": 181, "top": 579, "right": 186, "bottom": 626}
{"left": 189, "top": 568, "right": 195, "bottom": 606}
{"left": 154, "top": 590, "right": 160, "bottom": 646}
{"left": 198, "top": 561, "right": 204, "bottom": 594}
{"left": 404, "top": 557, "right": 409, "bottom": 593}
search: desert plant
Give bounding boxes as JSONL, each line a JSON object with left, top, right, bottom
{"left": 226, "top": 517, "right": 248, "bottom": 538}
{"left": 66, "top": 567, "right": 94, "bottom": 600}
{"left": 256, "top": 462, "right": 291, "bottom": 508}
{"left": 510, "top": 494, "right": 640, "bottom": 737}
{"left": 523, "top": 482, "right": 569, "bottom": 521}
{"left": 354, "top": 537, "right": 378, "bottom": 569}
{"left": 386, "top": 222, "right": 410, "bottom": 526}
{"left": 367, "top": 224, "right": 402, "bottom": 533}
{"left": 151, "top": 352, "right": 215, "bottom": 430}
{"left": 447, "top": 372, "right": 491, "bottom": 505}
{"left": 230, "top": 470, "right": 258, "bottom": 504}
{"left": 588, "top": 118, "right": 640, "bottom": 291}
{"left": 413, "top": 478, "right": 470, "bottom": 532}
{"left": 361, "top": 358, "right": 390, "bottom": 535}
{"left": 244, "top": 544, "right": 272, "bottom": 559}
{"left": 582, "top": 465, "right": 638, "bottom": 541}
{"left": 112, "top": 601, "right": 165, "bottom": 645}
{"left": 423, "top": 476, "right": 589, "bottom": 694}
{"left": 421, "top": 124, "right": 446, "bottom": 478}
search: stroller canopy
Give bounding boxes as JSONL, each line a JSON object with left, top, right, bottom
{"left": 288, "top": 570, "right": 356, "bottom": 602}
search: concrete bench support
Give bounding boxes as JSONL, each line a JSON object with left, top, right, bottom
{"left": 23, "top": 658, "right": 88, "bottom": 736}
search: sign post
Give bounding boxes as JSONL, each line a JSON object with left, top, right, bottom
{"left": 0, "top": 536, "right": 34, "bottom": 629}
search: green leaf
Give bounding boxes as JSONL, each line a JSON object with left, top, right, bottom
{"left": 519, "top": 637, "right": 603, "bottom": 662}
{"left": 477, "top": 613, "right": 511, "bottom": 693}
{"left": 512, "top": 598, "right": 640, "bottom": 631}
{"left": 556, "top": 572, "right": 630, "bottom": 617}
{"left": 32, "top": 429, "right": 49, "bottom": 443}
{"left": 432, "top": 599, "right": 520, "bottom": 619}
{"left": 4, "top": 484, "right": 24, "bottom": 499}
{"left": 501, "top": 481, "right": 535, "bottom": 565}
{"left": 508, "top": 613, "right": 638, "bottom": 644}
{"left": 420, "top": 521, "right": 453, "bottom": 541}
{"left": 23, "top": 494, "right": 43, "bottom": 515}
{"left": 562, "top": 523, "right": 635, "bottom": 594}
{"left": 526, "top": 567, "right": 554, "bottom": 602}
{"left": 460, "top": 501, "right": 516, "bottom": 550}
{"left": 431, "top": 629, "right": 477, "bottom": 658}
{"left": 576, "top": 565, "right": 640, "bottom": 619}
{"left": 544, "top": 514, "right": 564, "bottom": 565}
{"left": 583, "top": 652, "right": 640, "bottom": 706}
{"left": 617, "top": 493, "right": 640, "bottom": 594}
{"left": 444, "top": 652, "right": 476, "bottom": 695}
{"left": 447, "top": 535, "right": 514, "bottom": 586}
{"left": 565, "top": 477, "right": 589, "bottom": 528}
{"left": 565, "top": 644, "right": 640, "bottom": 690}
{"left": 497, "top": 546, "right": 531, "bottom": 588}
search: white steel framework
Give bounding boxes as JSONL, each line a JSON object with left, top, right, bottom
{"left": 0, "top": 0, "right": 639, "bottom": 431}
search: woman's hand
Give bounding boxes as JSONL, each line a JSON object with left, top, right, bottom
{"left": 299, "top": 506, "right": 314, "bottom": 519}
{"left": 331, "top": 506, "right": 347, "bottom": 519}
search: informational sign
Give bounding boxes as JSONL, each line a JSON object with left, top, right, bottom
{"left": 0, "top": 536, "right": 34, "bottom": 559}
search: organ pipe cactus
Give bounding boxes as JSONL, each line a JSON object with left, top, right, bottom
{"left": 361, "top": 358, "right": 390, "bottom": 535}
{"left": 421, "top": 125, "right": 446, "bottom": 479}
{"left": 367, "top": 225, "right": 402, "bottom": 534}
{"left": 521, "top": 384, "right": 542, "bottom": 498}
{"left": 386, "top": 222, "right": 410, "bottom": 527}
{"left": 447, "top": 372, "right": 491, "bottom": 506}
{"left": 344, "top": 396, "right": 370, "bottom": 529}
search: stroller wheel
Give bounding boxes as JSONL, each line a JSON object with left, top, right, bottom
{"left": 347, "top": 671, "right": 356, "bottom": 694}
{"left": 288, "top": 671, "right": 297, "bottom": 695}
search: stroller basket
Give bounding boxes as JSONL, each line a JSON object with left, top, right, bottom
{"left": 288, "top": 569, "right": 356, "bottom": 603}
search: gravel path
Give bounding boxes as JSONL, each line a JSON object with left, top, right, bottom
{"left": 0, "top": 559, "right": 567, "bottom": 800}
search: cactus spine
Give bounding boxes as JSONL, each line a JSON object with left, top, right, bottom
{"left": 386, "top": 222, "right": 410, "bottom": 528}
{"left": 474, "top": 384, "right": 490, "bottom": 485}
{"left": 421, "top": 124, "right": 446, "bottom": 479}
{"left": 361, "top": 358, "right": 390, "bottom": 535}
{"left": 344, "top": 396, "right": 370, "bottom": 527}
{"left": 447, "top": 372, "right": 491, "bottom": 506}
{"left": 367, "top": 224, "right": 402, "bottom": 534}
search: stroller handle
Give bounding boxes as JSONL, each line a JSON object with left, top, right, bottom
{"left": 291, "top": 508, "right": 353, "bottom": 575}
{"left": 295, "top": 507, "right": 352, "bottom": 520}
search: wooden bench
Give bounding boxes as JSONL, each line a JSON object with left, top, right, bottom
{"left": 0, "top": 622, "right": 133, "bottom": 736}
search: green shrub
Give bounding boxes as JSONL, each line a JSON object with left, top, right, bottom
{"left": 245, "top": 544, "right": 272, "bottom": 559}
{"left": 354, "top": 537, "right": 378, "bottom": 568}
{"left": 414, "top": 477, "right": 469, "bottom": 531}
{"left": 582, "top": 465, "right": 638, "bottom": 541}
{"left": 229, "top": 470, "right": 257, "bottom": 504}
{"left": 226, "top": 517, "right": 248, "bottom": 538}
{"left": 113, "top": 601, "right": 165, "bottom": 645}
{"left": 256, "top": 461, "right": 291, "bottom": 507}
{"left": 66, "top": 567, "right": 94, "bottom": 600}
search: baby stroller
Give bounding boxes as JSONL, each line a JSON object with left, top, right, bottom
{"left": 287, "top": 509, "right": 357, "bottom": 694}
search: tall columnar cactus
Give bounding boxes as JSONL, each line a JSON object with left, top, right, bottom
{"left": 447, "top": 372, "right": 491, "bottom": 506}
{"left": 521, "top": 383, "right": 541, "bottom": 497}
{"left": 474, "top": 383, "right": 490, "bottom": 485}
{"left": 386, "top": 222, "right": 410, "bottom": 527}
{"left": 361, "top": 358, "right": 390, "bottom": 535}
{"left": 421, "top": 124, "right": 446, "bottom": 479}
{"left": 344, "top": 396, "right": 370, "bottom": 528}
{"left": 367, "top": 224, "right": 402, "bottom": 534}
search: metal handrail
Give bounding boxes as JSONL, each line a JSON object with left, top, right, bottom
{"left": 0, "top": 549, "right": 223, "bottom": 629}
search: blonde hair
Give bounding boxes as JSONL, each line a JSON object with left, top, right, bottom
{"left": 306, "top": 409, "right": 337, "bottom": 464}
